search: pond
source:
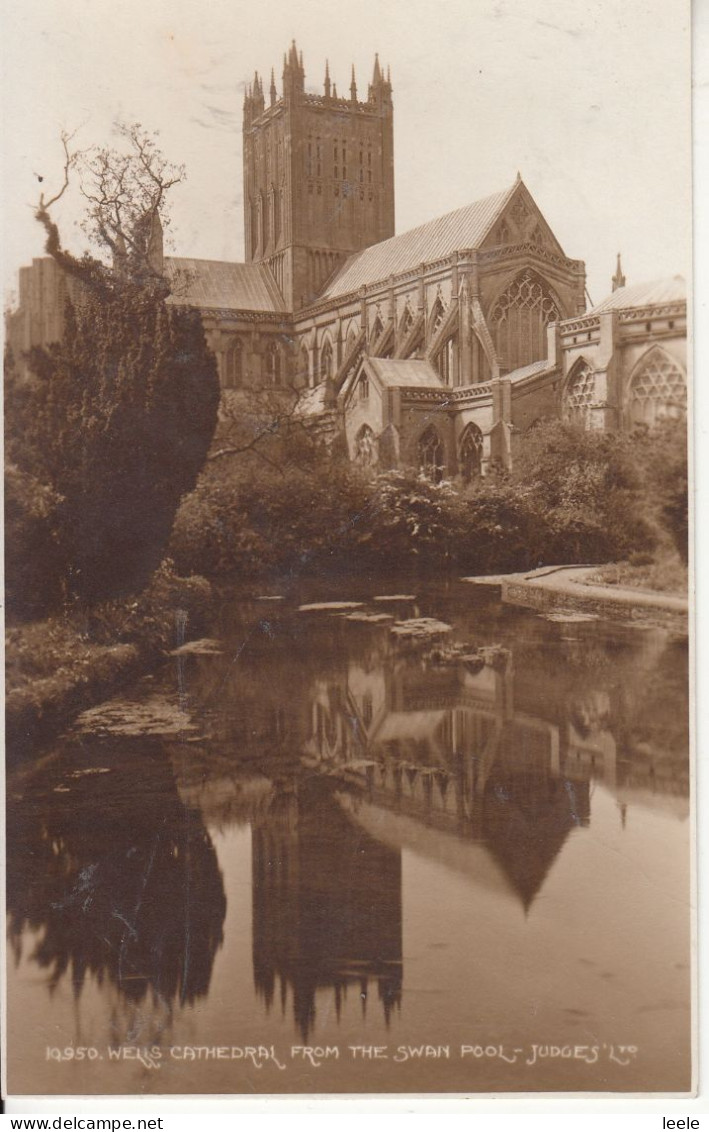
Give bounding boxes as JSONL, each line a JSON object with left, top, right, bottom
{"left": 6, "top": 578, "right": 691, "bottom": 1095}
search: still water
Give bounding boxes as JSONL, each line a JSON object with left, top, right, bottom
{"left": 6, "top": 580, "right": 691, "bottom": 1094}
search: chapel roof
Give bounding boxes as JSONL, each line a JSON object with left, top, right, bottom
{"left": 364, "top": 357, "right": 444, "bottom": 387}
{"left": 165, "top": 256, "right": 285, "bottom": 313}
{"left": 587, "top": 275, "right": 686, "bottom": 315}
{"left": 506, "top": 359, "right": 555, "bottom": 384}
{"left": 321, "top": 181, "right": 520, "bottom": 299}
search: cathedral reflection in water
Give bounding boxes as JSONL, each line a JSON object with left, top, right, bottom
{"left": 237, "top": 611, "right": 687, "bottom": 1038}
{"left": 7, "top": 602, "right": 689, "bottom": 1046}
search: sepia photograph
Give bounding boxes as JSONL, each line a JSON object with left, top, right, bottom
{"left": 2, "top": 0, "right": 694, "bottom": 1104}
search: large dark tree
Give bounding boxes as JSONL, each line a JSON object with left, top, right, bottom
{"left": 8, "top": 125, "right": 220, "bottom": 605}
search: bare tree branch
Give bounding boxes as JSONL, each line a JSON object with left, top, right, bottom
{"left": 207, "top": 382, "right": 325, "bottom": 472}
{"left": 38, "top": 129, "right": 79, "bottom": 211}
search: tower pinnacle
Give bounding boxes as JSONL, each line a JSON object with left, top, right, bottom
{"left": 350, "top": 64, "right": 357, "bottom": 102}
{"left": 612, "top": 253, "right": 626, "bottom": 292}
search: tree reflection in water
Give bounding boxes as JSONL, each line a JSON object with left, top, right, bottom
{"left": 7, "top": 735, "right": 226, "bottom": 1019}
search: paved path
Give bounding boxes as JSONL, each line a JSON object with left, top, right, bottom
{"left": 464, "top": 564, "right": 688, "bottom": 619}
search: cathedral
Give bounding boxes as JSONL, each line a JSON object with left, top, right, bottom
{"left": 8, "top": 42, "right": 688, "bottom": 478}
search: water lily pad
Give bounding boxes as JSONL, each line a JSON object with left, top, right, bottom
{"left": 391, "top": 617, "right": 452, "bottom": 640}
{"left": 373, "top": 594, "right": 417, "bottom": 602}
{"left": 543, "top": 612, "right": 599, "bottom": 623}
{"left": 340, "top": 611, "right": 395, "bottom": 624}
{"left": 75, "top": 696, "right": 198, "bottom": 737}
{"left": 298, "top": 601, "right": 364, "bottom": 612}
{"left": 170, "top": 638, "right": 223, "bottom": 656}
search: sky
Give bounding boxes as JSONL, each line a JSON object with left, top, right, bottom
{"left": 1, "top": 0, "right": 692, "bottom": 308}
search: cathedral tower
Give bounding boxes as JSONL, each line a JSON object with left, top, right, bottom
{"left": 243, "top": 43, "right": 395, "bottom": 310}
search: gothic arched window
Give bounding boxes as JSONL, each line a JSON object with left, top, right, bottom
{"left": 564, "top": 359, "right": 596, "bottom": 428}
{"left": 459, "top": 423, "right": 483, "bottom": 482}
{"left": 273, "top": 187, "right": 281, "bottom": 244}
{"left": 489, "top": 270, "right": 560, "bottom": 372}
{"left": 435, "top": 336, "right": 456, "bottom": 385}
{"left": 627, "top": 348, "right": 687, "bottom": 428}
{"left": 297, "top": 343, "right": 310, "bottom": 387}
{"left": 259, "top": 192, "right": 267, "bottom": 254}
{"left": 320, "top": 336, "right": 334, "bottom": 381}
{"left": 224, "top": 339, "right": 243, "bottom": 389}
{"left": 250, "top": 200, "right": 258, "bottom": 257}
{"left": 265, "top": 341, "right": 282, "bottom": 386}
{"left": 266, "top": 189, "right": 276, "bottom": 252}
{"left": 400, "top": 306, "right": 414, "bottom": 337}
{"left": 418, "top": 425, "right": 445, "bottom": 482}
{"left": 371, "top": 314, "right": 384, "bottom": 343}
{"left": 355, "top": 424, "right": 377, "bottom": 467}
{"left": 430, "top": 299, "right": 446, "bottom": 338}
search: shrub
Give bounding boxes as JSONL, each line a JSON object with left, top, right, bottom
{"left": 511, "top": 420, "right": 655, "bottom": 564}
{"left": 363, "top": 471, "right": 464, "bottom": 566}
{"left": 5, "top": 463, "right": 65, "bottom": 620}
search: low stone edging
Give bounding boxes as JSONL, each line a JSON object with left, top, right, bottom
{"left": 466, "top": 565, "right": 688, "bottom": 630}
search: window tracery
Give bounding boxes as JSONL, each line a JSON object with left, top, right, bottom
{"left": 489, "top": 270, "right": 560, "bottom": 372}
{"left": 459, "top": 424, "right": 483, "bottom": 481}
{"left": 265, "top": 341, "right": 282, "bottom": 386}
{"left": 418, "top": 425, "right": 444, "bottom": 482}
{"left": 564, "top": 360, "right": 596, "bottom": 427}
{"left": 224, "top": 339, "right": 243, "bottom": 389}
{"left": 320, "top": 337, "right": 334, "bottom": 381}
{"left": 297, "top": 343, "right": 310, "bottom": 386}
{"left": 628, "top": 349, "right": 687, "bottom": 427}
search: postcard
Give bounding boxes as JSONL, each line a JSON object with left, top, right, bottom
{"left": 2, "top": 0, "right": 694, "bottom": 1106}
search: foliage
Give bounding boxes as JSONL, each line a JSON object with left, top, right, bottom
{"left": 170, "top": 411, "right": 689, "bottom": 586}
{"left": 13, "top": 284, "right": 219, "bottom": 604}
{"left": 510, "top": 419, "right": 655, "bottom": 564}
{"left": 6, "top": 562, "right": 213, "bottom": 696}
{"left": 6, "top": 126, "right": 220, "bottom": 610}
{"left": 170, "top": 457, "right": 371, "bottom": 579}
{"left": 458, "top": 480, "right": 540, "bottom": 574}
{"left": 86, "top": 559, "right": 214, "bottom": 652}
{"left": 4, "top": 462, "right": 64, "bottom": 619}
{"left": 630, "top": 419, "right": 688, "bottom": 563}
{"left": 362, "top": 471, "right": 464, "bottom": 565}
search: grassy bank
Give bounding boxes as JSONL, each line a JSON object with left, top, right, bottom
{"left": 6, "top": 563, "right": 213, "bottom": 764}
{"left": 586, "top": 551, "right": 688, "bottom": 597}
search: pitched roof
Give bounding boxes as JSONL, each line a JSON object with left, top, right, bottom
{"left": 365, "top": 357, "right": 444, "bottom": 387}
{"left": 588, "top": 275, "right": 686, "bottom": 315}
{"left": 506, "top": 359, "right": 555, "bottom": 384}
{"left": 322, "top": 182, "right": 518, "bottom": 299}
{"left": 165, "top": 256, "right": 285, "bottom": 313}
